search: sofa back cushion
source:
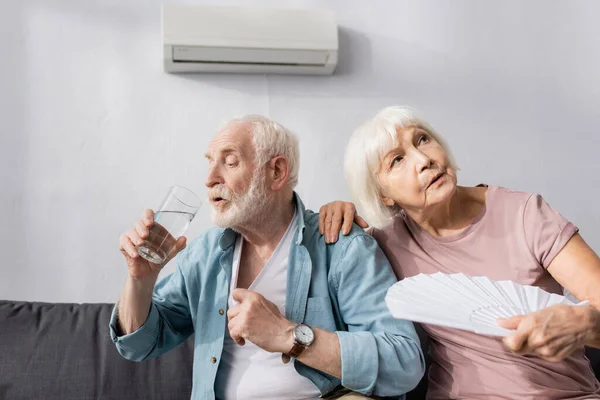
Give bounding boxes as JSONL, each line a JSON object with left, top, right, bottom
{"left": 0, "top": 301, "right": 193, "bottom": 400}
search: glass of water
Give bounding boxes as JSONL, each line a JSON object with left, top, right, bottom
{"left": 136, "top": 186, "right": 201, "bottom": 264}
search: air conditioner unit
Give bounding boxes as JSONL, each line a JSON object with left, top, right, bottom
{"left": 162, "top": 5, "right": 338, "bottom": 75}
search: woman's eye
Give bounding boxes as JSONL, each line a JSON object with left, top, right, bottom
{"left": 418, "top": 135, "right": 429, "bottom": 145}
{"left": 391, "top": 155, "right": 403, "bottom": 167}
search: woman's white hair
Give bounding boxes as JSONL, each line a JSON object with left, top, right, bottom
{"left": 344, "top": 106, "right": 458, "bottom": 229}
{"left": 223, "top": 115, "right": 300, "bottom": 189}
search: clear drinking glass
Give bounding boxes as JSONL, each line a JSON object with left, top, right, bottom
{"left": 136, "top": 186, "right": 201, "bottom": 264}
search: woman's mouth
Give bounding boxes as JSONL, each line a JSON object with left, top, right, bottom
{"left": 428, "top": 172, "right": 445, "bottom": 188}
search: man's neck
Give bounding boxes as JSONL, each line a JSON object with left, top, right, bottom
{"left": 234, "top": 194, "right": 296, "bottom": 252}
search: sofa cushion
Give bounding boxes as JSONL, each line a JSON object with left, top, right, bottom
{"left": 0, "top": 301, "right": 193, "bottom": 400}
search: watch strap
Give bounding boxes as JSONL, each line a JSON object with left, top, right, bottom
{"left": 287, "top": 341, "right": 307, "bottom": 358}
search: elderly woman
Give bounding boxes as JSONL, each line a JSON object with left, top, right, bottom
{"left": 320, "top": 106, "right": 600, "bottom": 399}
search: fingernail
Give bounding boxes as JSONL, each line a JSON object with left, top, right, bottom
{"left": 145, "top": 219, "right": 152, "bottom": 225}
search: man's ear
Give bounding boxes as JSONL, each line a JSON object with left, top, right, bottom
{"left": 268, "top": 156, "right": 290, "bottom": 191}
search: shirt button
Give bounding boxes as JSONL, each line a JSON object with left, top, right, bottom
{"left": 218, "top": 309, "right": 224, "bottom": 315}
{"left": 210, "top": 357, "right": 217, "bottom": 364}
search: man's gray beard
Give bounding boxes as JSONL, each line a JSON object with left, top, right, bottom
{"left": 211, "top": 169, "right": 272, "bottom": 229}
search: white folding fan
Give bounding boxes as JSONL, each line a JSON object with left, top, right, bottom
{"left": 385, "top": 272, "right": 587, "bottom": 337}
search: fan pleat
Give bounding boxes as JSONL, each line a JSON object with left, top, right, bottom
{"left": 385, "top": 273, "right": 583, "bottom": 337}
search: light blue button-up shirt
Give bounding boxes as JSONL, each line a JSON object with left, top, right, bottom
{"left": 110, "top": 194, "right": 424, "bottom": 399}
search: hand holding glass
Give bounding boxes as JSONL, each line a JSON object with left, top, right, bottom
{"left": 136, "top": 186, "right": 201, "bottom": 264}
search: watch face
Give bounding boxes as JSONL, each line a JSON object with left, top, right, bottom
{"left": 294, "top": 324, "right": 314, "bottom": 346}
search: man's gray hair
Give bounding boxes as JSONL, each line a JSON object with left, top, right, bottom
{"left": 223, "top": 115, "right": 300, "bottom": 189}
{"left": 344, "top": 106, "right": 458, "bottom": 229}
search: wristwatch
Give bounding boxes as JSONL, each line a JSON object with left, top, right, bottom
{"left": 287, "top": 323, "right": 315, "bottom": 358}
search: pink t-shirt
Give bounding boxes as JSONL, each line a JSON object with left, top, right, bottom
{"left": 372, "top": 185, "right": 600, "bottom": 399}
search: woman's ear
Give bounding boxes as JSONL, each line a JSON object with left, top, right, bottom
{"left": 377, "top": 183, "right": 395, "bottom": 207}
{"left": 381, "top": 195, "right": 395, "bottom": 207}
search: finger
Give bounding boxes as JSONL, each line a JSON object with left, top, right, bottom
{"left": 142, "top": 209, "right": 155, "bottom": 226}
{"left": 528, "top": 327, "right": 579, "bottom": 354}
{"left": 119, "top": 234, "right": 139, "bottom": 259}
{"left": 324, "top": 214, "right": 333, "bottom": 244}
{"left": 135, "top": 220, "right": 150, "bottom": 239}
{"left": 318, "top": 206, "right": 327, "bottom": 235}
{"left": 341, "top": 204, "right": 356, "bottom": 235}
{"left": 126, "top": 228, "right": 144, "bottom": 247}
{"left": 231, "top": 334, "right": 246, "bottom": 346}
{"left": 355, "top": 215, "right": 369, "bottom": 229}
{"left": 227, "top": 305, "right": 242, "bottom": 321}
{"left": 503, "top": 332, "right": 529, "bottom": 352}
{"left": 165, "top": 237, "right": 187, "bottom": 263}
{"left": 542, "top": 339, "right": 580, "bottom": 362}
{"left": 120, "top": 248, "right": 134, "bottom": 264}
{"left": 517, "top": 311, "right": 563, "bottom": 352}
{"left": 329, "top": 212, "right": 343, "bottom": 243}
{"left": 535, "top": 344, "right": 562, "bottom": 361}
{"left": 502, "top": 319, "right": 533, "bottom": 353}
{"left": 228, "top": 322, "right": 246, "bottom": 346}
{"left": 174, "top": 236, "right": 187, "bottom": 252}
{"left": 232, "top": 288, "right": 252, "bottom": 303}
{"left": 526, "top": 328, "right": 555, "bottom": 351}
{"left": 533, "top": 337, "right": 572, "bottom": 361}
{"left": 497, "top": 315, "right": 523, "bottom": 330}
{"left": 229, "top": 327, "right": 245, "bottom": 346}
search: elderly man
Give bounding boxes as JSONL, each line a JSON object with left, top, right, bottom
{"left": 110, "top": 115, "right": 424, "bottom": 400}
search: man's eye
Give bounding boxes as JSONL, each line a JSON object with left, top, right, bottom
{"left": 225, "top": 157, "right": 238, "bottom": 166}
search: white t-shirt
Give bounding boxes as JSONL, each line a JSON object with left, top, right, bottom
{"left": 215, "top": 213, "right": 321, "bottom": 400}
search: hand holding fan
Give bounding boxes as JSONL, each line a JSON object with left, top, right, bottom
{"left": 385, "top": 272, "right": 586, "bottom": 337}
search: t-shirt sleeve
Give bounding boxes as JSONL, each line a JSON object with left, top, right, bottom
{"left": 523, "top": 193, "right": 579, "bottom": 269}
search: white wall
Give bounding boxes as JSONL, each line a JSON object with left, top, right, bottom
{"left": 1, "top": 0, "right": 599, "bottom": 303}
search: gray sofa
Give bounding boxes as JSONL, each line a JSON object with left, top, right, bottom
{"left": 0, "top": 301, "right": 193, "bottom": 400}
{"left": 1, "top": 300, "right": 599, "bottom": 400}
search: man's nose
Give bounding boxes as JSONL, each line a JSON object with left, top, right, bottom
{"left": 205, "top": 165, "right": 224, "bottom": 188}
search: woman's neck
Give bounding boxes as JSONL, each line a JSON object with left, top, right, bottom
{"left": 407, "top": 186, "right": 487, "bottom": 237}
